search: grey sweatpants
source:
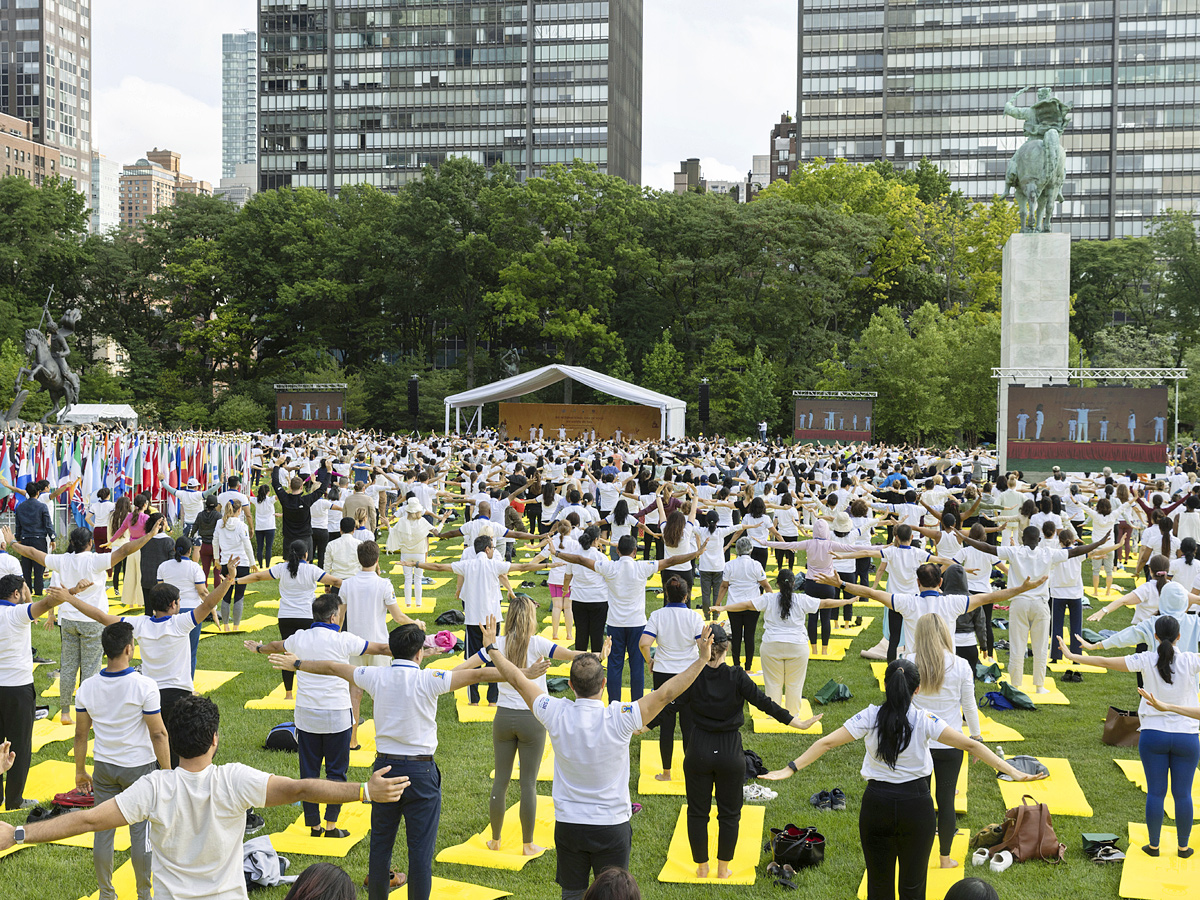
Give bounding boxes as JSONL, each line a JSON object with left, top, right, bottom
{"left": 698, "top": 571, "right": 723, "bottom": 619}
{"left": 93, "top": 758, "right": 155, "bottom": 900}
{"left": 60, "top": 618, "right": 103, "bottom": 710}
{"left": 491, "top": 706, "right": 547, "bottom": 844}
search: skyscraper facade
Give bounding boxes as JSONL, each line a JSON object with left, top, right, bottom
{"left": 0, "top": 0, "right": 92, "bottom": 192}
{"left": 223, "top": 31, "right": 259, "bottom": 180}
{"left": 797, "top": 0, "right": 1200, "bottom": 239}
{"left": 257, "top": 0, "right": 642, "bottom": 194}
{"left": 90, "top": 150, "right": 120, "bottom": 233}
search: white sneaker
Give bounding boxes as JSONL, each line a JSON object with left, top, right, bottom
{"left": 989, "top": 850, "right": 1014, "bottom": 873}
{"left": 743, "top": 784, "right": 777, "bottom": 801}
{"left": 971, "top": 848, "right": 991, "bottom": 867}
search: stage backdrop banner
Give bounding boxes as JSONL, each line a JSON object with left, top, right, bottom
{"left": 793, "top": 398, "right": 874, "bottom": 442}
{"left": 499, "top": 403, "right": 660, "bottom": 441}
{"left": 276, "top": 390, "right": 345, "bottom": 431}
{"left": 1006, "top": 385, "right": 1168, "bottom": 469}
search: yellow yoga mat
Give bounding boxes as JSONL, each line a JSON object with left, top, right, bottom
{"left": 435, "top": 794, "right": 555, "bottom": 870}
{"left": 656, "top": 803, "right": 766, "bottom": 885}
{"left": 970, "top": 713, "right": 1025, "bottom": 744}
{"left": 52, "top": 822, "right": 132, "bottom": 851}
{"left": 22, "top": 759, "right": 78, "bottom": 802}
{"left": 396, "top": 595, "right": 438, "bottom": 615}
{"left": 456, "top": 690, "right": 498, "bottom": 723}
{"left": 1120, "top": 822, "right": 1198, "bottom": 899}
{"left": 390, "top": 876, "right": 510, "bottom": 900}
{"left": 349, "top": 720, "right": 378, "bottom": 769}
{"left": 426, "top": 654, "right": 465, "bottom": 672}
{"left": 856, "top": 828, "right": 970, "bottom": 900}
{"left": 202, "top": 614, "right": 279, "bottom": 635}
{"left": 193, "top": 669, "right": 241, "bottom": 695}
{"left": 1047, "top": 660, "right": 1108, "bottom": 675}
{"left": 638, "top": 740, "right": 686, "bottom": 795}
{"left": 832, "top": 616, "right": 874, "bottom": 638}
{"left": 1114, "top": 759, "right": 1200, "bottom": 821}
{"left": 31, "top": 718, "right": 75, "bottom": 752}
{"left": 807, "top": 639, "right": 853, "bottom": 662}
{"left": 997, "top": 674, "right": 1070, "bottom": 705}
{"left": 79, "top": 858, "right": 138, "bottom": 900}
{"left": 67, "top": 738, "right": 95, "bottom": 760}
{"left": 269, "top": 802, "right": 372, "bottom": 857}
{"left": 932, "top": 757, "right": 968, "bottom": 813}
{"left": 244, "top": 683, "right": 295, "bottom": 710}
{"left": 752, "top": 698, "right": 823, "bottom": 735}
{"left": 489, "top": 741, "right": 554, "bottom": 782}
{"left": 997, "top": 756, "right": 1093, "bottom": 816}
{"left": 40, "top": 676, "right": 61, "bottom": 699}
{"left": 254, "top": 599, "right": 280, "bottom": 610}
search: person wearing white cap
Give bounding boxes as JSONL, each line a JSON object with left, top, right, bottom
{"left": 385, "top": 498, "right": 449, "bottom": 608}
{"left": 161, "top": 477, "right": 217, "bottom": 540}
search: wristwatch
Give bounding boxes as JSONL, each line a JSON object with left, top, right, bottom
{"left": 787, "top": 760, "right": 799, "bottom": 773}
{"left": 484, "top": 643, "right": 498, "bottom": 654}
{"left": 293, "top": 659, "right": 303, "bottom": 670}
{"left": 14, "top": 825, "right": 25, "bottom": 844}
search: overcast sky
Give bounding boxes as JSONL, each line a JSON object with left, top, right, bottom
{"left": 93, "top": 0, "right": 797, "bottom": 190}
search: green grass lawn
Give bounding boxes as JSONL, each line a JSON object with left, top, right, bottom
{"left": 0, "top": 537, "right": 1166, "bottom": 900}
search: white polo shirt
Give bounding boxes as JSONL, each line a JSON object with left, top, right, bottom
{"left": 0, "top": 601, "right": 35, "bottom": 686}
{"left": 157, "top": 559, "right": 207, "bottom": 611}
{"left": 844, "top": 704, "right": 947, "bottom": 782}
{"left": 341, "top": 571, "right": 397, "bottom": 644}
{"left": 889, "top": 590, "right": 971, "bottom": 639}
{"left": 269, "top": 561, "right": 326, "bottom": 618}
{"left": 721, "top": 555, "right": 765, "bottom": 604}
{"left": 285, "top": 623, "right": 368, "bottom": 733}
{"left": 594, "top": 556, "right": 657, "bottom": 627}
{"left": 114, "top": 763, "right": 270, "bottom": 900}
{"left": 482, "top": 634, "right": 557, "bottom": 710}
{"left": 44, "top": 551, "right": 113, "bottom": 621}
{"left": 532, "top": 693, "right": 642, "bottom": 825}
{"left": 461, "top": 517, "right": 504, "bottom": 560}
{"left": 353, "top": 659, "right": 455, "bottom": 756}
{"left": 642, "top": 603, "right": 703, "bottom": 673}
{"left": 74, "top": 667, "right": 161, "bottom": 768}
{"left": 880, "top": 545, "right": 932, "bottom": 595}
{"left": 127, "top": 613, "right": 198, "bottom": 692}
{"left": 752, "top": 591, "right": 821, "bottom": 645}
{"left": 995, "top": 544, "right": 1068, "bottom": 603}
{"left": 451, "top": 556, "right": 510, "bottom": 626}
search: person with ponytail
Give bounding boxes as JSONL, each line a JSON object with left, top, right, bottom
{"left": 238, "top": 540, "right": 340, "bottom": 700}
{"left": 763, "top": 659, "right": 1042, "bottom": 900}
{"left": 138, "top": 513, "right": 176, "bottom": 593}
{"left": 1170, "top": 537, "right": 1199, "bottom": 592}
{"left": 715, "top": 537, "right": 770, "bottom": 671}
{"left": 712, "top": 569, "right": 844, "bottom": 717}
{"left": 562, "top": 527, "right": 610, "bottom": 653}
{"left": 1058, "top": 617, "right": 1199, "bottom": 859}
{"left": 106, "top": 496, "right": 133, "bottom": 594}
{"left": 679, "top": 623, "right": 822, "bottom": 879}
{"left": 157, "top": 536, "right": 208, "bottom": 676}
{"left": 456, "top": 593, "right": 591, "bottom": 856}
{"left": 909, "top": 614, "right": 982, "bottom": 869}
{"left": 252, "top": 483, "right": 278, "bottom": 570}
{"left": 1136, "top": 509, "right": 1179, "bottom": 583}
{"left": 213, "top": 500, "right": 257, "bottom": 632}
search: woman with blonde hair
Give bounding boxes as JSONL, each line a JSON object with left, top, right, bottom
{"left": 909, "top": 613, "right": 982, "bottom": 869}
{"left": 214, "top": 500, "right": 256, "bottom": 631}
{"left": 457, "top": 595, "right": 592, "bottom": 855}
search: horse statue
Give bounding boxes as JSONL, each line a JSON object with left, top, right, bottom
{"left": 1003, "top": 87, "right": 1072, "bottom": 233}
{"left": 11, "top": 327, "right": 80, "bottom": 423}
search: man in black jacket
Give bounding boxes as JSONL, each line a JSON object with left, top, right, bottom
{"left": 14, "top": 481, "right": 54, "bottom": 595}
{"left": 272, "top": 466, "right": 325, "bottom": 559}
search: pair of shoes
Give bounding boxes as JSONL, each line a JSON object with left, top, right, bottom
{"left": 245, "top": 809, "right": 265, "bottom": 835}
{"left": 420, "top": 576, "right": 434, "bottom": 585}
{"left": 362, "top": 872, "right": 407, "bottom": 888}
{"left": 744, "top": 784, "right": 778, "bottom": 801}
{"left": 989, "top": 850, "right": 1014, "bottom": 872}
{"left": 519, "top": 580, "right": 536, "bottom": 588}
{"left": 766, "top": 861, "right": 798, "bottom": 889}
{"left": 1061, "top": 670, "right": 1083, "bottom": 683}
{"left": 830, "top": 787, "right": 846, "bottom": 810}
{"left": 1092, "top": 846, "right": 1126, "bottom": 862}
{"left": 809, "top": 790, "right": 832, "bottom": 811}
{"left": 971, "top": 848, "right": 991, "bottom": 866}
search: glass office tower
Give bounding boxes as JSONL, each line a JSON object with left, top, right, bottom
{"left": 223, "top": 31, "right": 259, "bottom": 180}
{"left": 258, "top": 0, "right": 642, "bottom": 194}
{"left": 797, "top": 0, "right": 1200, "bottom": 238}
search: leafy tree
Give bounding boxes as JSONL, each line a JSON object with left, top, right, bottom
{"left": 640, "top": 329, "right": 685, "bottom": 396}
{"left": 1153, "top": 210, "right": 1200, "bottom": 363}
{"left": 736, "top": 346, "right": 780, "bottom": 434}
{"left": 212, "top": 395, "right": 270, "bottom": 432}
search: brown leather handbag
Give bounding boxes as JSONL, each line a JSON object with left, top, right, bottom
{"left": 1101, "top": 706, "right": 1140, "bottom": 748}
{"left": 992, "top": 795, "right": 1066, "bottom": 862}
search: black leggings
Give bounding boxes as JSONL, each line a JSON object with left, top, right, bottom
{"left": 0, "top": 684, "right": 34, "bottom": 810}
{"left": 955, "top": 644, "right": 980, "bottom": 672}
{"left": 278, "top": 617, "right": 314, "bottom": 691}
{"left": 661, "top": 568, "right": 694, "bottom": 596}
{"left": 683, "top": 729, "right": 744, "bottom": 864}
{"left": 774, "top": 537, "right": 797, "bottom": 571}
{"left": 727, "top": 610, "right": 760, "bottom": 670}
{"left": 805, "top": 580, "right": 838, "bottom": 648}
{"left": 750, "top": 546, "right": 769, "bottom": 569}
{"left": 573, "top": 602, "right": 608, "bottom": 653}
{"left": 929, "top": 748, "right": 964, "bottom": 857}
{"left": 312, "top": 529, "right": 329, "bottom": 569}
{"left": 649, "top": 670, "right": 693, "bottom": 770}
{"left": 643, "top": 533, "right": 663, "bottom": 561}
{"left": 860, "top": 778, "right": 936, "bottom": 900}
{"left": 978, "top": 598, "right": 995, "bottom": 655}
{"left": 886, "top": 609, "right": 905, "bottom": 663}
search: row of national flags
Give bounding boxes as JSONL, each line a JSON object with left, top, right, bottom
{"left": 0, "top": 432, "right": 252, "bottom": 528}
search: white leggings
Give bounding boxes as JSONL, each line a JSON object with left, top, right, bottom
{"left": 401, "top": 553, "right": 425, "bottom": 606}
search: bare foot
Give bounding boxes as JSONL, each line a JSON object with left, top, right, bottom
{"left": 486, "top": 839, "right": 501, "bottom": 851}
{"left": 60, "top": 714, "right": 73, "bottom": 725}
{"left": 716, "top": 864, "right": 732, "bottom": 879}
{"left": 522, "top": 842, "right": 544, "bottom": 856}
{"left": 284, "top": 691, "right": 294, "bottom": 701}
{"left": 468, "top": 701, "right": 479, "bottom": 706}
{"left": 940, "top": 856, "right": 959, "bottom": 869}
{"left": 655, "top": 771, "right": 672, "bottom": 782}
{"left": 820, "top": 645, "right": 829, "bottom": 656}
{"left": 488, "top": 702, "right": 498, "bottom": 707}
{"left": 695, "top": 863, "right": 710, "bottom": 878}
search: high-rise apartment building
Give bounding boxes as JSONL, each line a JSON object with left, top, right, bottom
{"left": 797, "top": 0, "right": 1200, "bottom": 239}
{"left": 223, "top": 31, "right": 258, "bottom": 180}
{"left": 769, "top": 114, "right": 798, "bottom": 185}
{"left": 90, "top": 150, "right": 120, "bottom": 232}
{"left": 118, "top": 149, "right": 213, "bottom": 229}
{"left": 257, "top": 0, "right": 643, "bottom": 194}
{"left": 0, "top": 0, "right": 91, "bottom": 193}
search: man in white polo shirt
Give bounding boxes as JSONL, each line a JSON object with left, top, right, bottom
{"left": 0, "top": 694, "right": 410, "bottom": 900}
{"left": 161, "top": 477, "right": 217, "bottom": 539}
{"left": 270, "top": 620, "right": 520, "bottom": 900}
{"left": 555, "top": 534, "right": 702, "bottom": 701}
{"left": 74, "top": 620, "right": 170, "bottom": 900}
{"left": 485, "top": 616, "right": 714, "bottom": 899}
{"left": 247, "top": 592, "right": 392, "bottom": 839}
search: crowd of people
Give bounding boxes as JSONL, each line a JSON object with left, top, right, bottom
{"left": 0, "top": 426, "right": 1197, "bottom": 900}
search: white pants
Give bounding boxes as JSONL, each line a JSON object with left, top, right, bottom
{"left": 760, "top": 640, "right": 809, "bottom": 717}
{"left": 400, "top": 552, "right": 426, "bottom": 606}
{"left": 1008, "top": 595, "right": 1049, "bottom": 688}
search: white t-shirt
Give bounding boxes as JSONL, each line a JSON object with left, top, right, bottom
{"left": 1048, "top": 553, "right": 1085, "bottom": 599}
{"left": 114, "top": 763, "right": 271, "bottom": 900}
{"left": 643, "top": 604, "right": 704, "bottom": 673}
{"left": 91, "top": 500, "right": 116, "bottom": 532}
{"left": 0, "top": 601, "right": 35, "bottom": 686}
{"left": 532, "top": 693, "right": 642, "bottom": 825}
{"left": 46, "top": 551, "right": 114, "bottom": 622}
{"left": 741, "top": 515, "right": 771, "bottom": 547}
{"left": 844, "top": 704, "right": 947, "bottom": 782}
{"left": 594, "top": 556, "right": 658, "bottom": 627}
{"left": 353, "top": 660, "right": 455, "bottom": 756}
{"left": 341, "top": 571, "right": 397, "bottom": 644}
{"left": 963, "top": 546, "right": 993, "bottom": 593}
{"left": 565, "top": 548, "right": 608, "bottom": 604}
{"left": 157, "top": 559, "right": 207, "bottom": 611}
{"left": 752, "top": 590, "right": 821, "bottom": 645}
{"left": 697, "top": 526, "right": 733, "bottom": 573}
{"left": 1127, "top": 650, "right": 1200, "bottom": 735}
{"left": 269, "top": 561, "right": 326, "bottom": 618}
{"left": 325, "top": 535, "right": 362, "bottom": 580}
{"left": 252, "top": 497, "right": 276, "bottom": 532}
{"left": 451, "top": 556, "right": 510, "bottom": 626}
{"left": 996, "top": 544, "right": 1068, "bottom": 602}
{"left": 880, "top": 545, "right": 932, "bottom": 595}
{"left": 490, "top": 633, "right": 557, "bottom": 709}
{"left": 1170, "top": 556, "right": 1200, "bottom": 591}
{"left": 907, "top": 649, "right": 981, "bottom": 748}
{"left": 74, "top": 668, "right": 161, "bottom": 767}
{"left": 721, "top": 555, "right": 765, "bottom": 604}
{"left": 130, "top": 614, "right": 199, "bottom": 692}
{"left": 285, "top": 623, "right": 368, "bottom": 728}
{"left": 461, "top": 517, "right": 503, "bottom": 560}
{"left": 890, "top": 591, "right": 971, "bottom": 642}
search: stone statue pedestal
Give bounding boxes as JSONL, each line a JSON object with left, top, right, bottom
{"left": 996, "top": 233, "right": 1071, "bottom": 474}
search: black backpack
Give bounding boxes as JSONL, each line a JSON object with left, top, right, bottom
{"left": 435, "top": 610, "right": 465, "bottom": 626}
{"left": 264, "top": 722, "right": 298, "bottom": 752}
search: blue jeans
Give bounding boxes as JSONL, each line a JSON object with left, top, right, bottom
{"left": 606, "top": 625, "right": 645, "bottom": 702}
{"left": 368, "top": 756, "right": 441, "bottom": 900}
{"left": 186, "top": 616, "right": 202, "bottom": 677}
{"left": 1050, "top": 597, "right": 1083, "bottom": 660}
{"left": 1139, "top": 728, "right": 1199, "bottom": 849}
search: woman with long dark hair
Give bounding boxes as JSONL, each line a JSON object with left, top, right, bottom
{"left": 562, "top": 527, "right": 609, "bottom": 653}
{"left": 763, "top": 659, "right": 1040, "bottom": 900}
{"left": 213, "top": 500, "right": 256, "bottom": 631}
{"left": 253, "top": 483, "right": 278, "bottom": 570}
{"left": 1060, "top": 616, "right": 1199, "bottom": 859}
{"left": 715, "top": 537, "right": 769, "bottom": 671}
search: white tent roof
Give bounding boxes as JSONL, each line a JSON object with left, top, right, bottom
{"left": 58, "top": 403, "right": 139, "bottom": 426}
{"left": 443, "top": 364, "right": 686, "bottom": 439}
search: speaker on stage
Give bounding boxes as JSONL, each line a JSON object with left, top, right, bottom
{"left": 699, "top": 380, "right": 710, "bottom": 425}
{"left": 408, "top": 375, "right": 419, "bottom": 419}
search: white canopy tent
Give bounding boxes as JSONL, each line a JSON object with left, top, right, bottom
{"left": 443, "top": 364, "right": 686, "bottom": 439}
{"left": 57, "top": 403, "right": 139, "bottom": 429}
